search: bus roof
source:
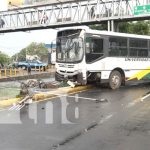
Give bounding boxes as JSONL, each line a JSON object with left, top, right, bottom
{"left": 87, "top": 29, "right": 150, "bottom": 40}
{"left": 58, "top": 26, "right": 89, "bottom": 31}
{"left": 57, "top": 26, "right": 150, "bottom": 39}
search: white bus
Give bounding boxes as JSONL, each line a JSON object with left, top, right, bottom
{"left": 55, "top": 26, "right": 150, "bottom": 89}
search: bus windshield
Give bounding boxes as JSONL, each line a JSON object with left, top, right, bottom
{"left": 56, "top": 30, "right": 84, "bottom": 63}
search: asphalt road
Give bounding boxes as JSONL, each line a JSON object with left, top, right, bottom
{"left": 0, "top": 81, "right": 150, "bottom": 150}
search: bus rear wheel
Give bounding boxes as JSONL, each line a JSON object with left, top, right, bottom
{"left": 109, "top": 70, "right": 122, "bottom": 89}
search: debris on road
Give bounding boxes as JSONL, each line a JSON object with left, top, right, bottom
{"left": 39, "top": 81, "right": 60, "bottom": 89}
{"left": 1, "top": 78, "right": 93, "bottom": 110}
{"left": 67, "top": 81, "right": 76, "bottom": 88}
{"left": 9, "top": 95, "right": 32, "bottom": 111}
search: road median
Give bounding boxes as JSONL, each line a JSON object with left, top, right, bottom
{"left": 0, "top": 85, "right": 93, "bottom": 109}
{"left": 0, "top": 97, "right": 22, "bottom": 108}
{"left": 32, "top": 85, "right": 93, "bottom": 101}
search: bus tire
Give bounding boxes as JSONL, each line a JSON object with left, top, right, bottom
{"left": 109, "top": 70, "right": 122, "bottom": 90}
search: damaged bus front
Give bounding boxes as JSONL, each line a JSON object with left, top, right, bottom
{"left": 55, "top": 27, "right": 87, "bottom": 85}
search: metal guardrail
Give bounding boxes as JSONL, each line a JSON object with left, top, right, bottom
{"left": 0, "top": 68, "right": 18, "bottom": 78}
{"left": 0, "top": 66, "right": 53, "bottom": 78}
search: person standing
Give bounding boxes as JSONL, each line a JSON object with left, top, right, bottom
{"left": 90, "top": 6, "right": 95, "bottom": 19}
{"left": 0, "top": 18, "right": 5, "bottom": 28}
{"left": 27, "top": 63, "right": 31, "bottom": 75}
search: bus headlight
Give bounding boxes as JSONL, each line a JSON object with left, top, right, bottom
{"left": 96, "top": 73, "right": 101, "bottom": 78}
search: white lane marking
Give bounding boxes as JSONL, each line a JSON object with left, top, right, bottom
{"left": 57, "top": 94, "right": 98, "bottom": 101}
{"left": 126, "top": 101, "right": 137, "bottom": 108}
{"left": 141, "top": 93, "right": 150, "bottom": 101}
{"left": 126, "top": 93, "right": 150, "bottom": 108}
{"left": 99, "top": 114, "right": 114, "bottom": 124}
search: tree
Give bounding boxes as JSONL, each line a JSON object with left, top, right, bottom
{"left": 12, "top": 42, "right": 48, "bottom": 62}
{"left": 89, "top": 24, "right": 107, "bottom": 30}
{"left": 129, "top": 21, "right": 149, "bottom": 35}
{"left": 0, "top": 51, "right": 10, "bottom": 65}
{"left": 118, "top": 21, "right": 150, "bottom": 35}
{"left": 89, "top": 21, "right": 150, "bottom": 35}
{"left": 118, "top": 22, "right": 131, "bottom": 33}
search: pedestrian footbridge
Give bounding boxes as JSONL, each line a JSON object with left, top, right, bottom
{"left": 0, "top": 0, "right": 150, "bottom": 33}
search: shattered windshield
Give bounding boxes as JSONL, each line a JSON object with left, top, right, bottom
{"left": 56, "top": 36, "right": 84, "bottom": 63}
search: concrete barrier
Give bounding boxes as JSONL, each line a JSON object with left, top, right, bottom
{"left": 0, "top": 97, "right": 22, "bottom": 108}
{"left": 33, "top": 85, "right": 92, "bottom": 101}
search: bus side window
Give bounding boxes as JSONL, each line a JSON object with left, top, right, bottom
{"left": 85, "top": 37, "right": 91, "bottom": 53}
{"left": 109, "top": 37, "right": 127, "bottom": 57}
{"left": 129, "top": 39, "right": 148, "bottom": 57}
{"left": 86, "top": 37, "right": 104, "bottom": 63}
{"left": 91, "top": 38, "right": 103, "bottom": 53}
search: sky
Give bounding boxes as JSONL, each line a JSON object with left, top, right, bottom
{"left": 0, "top": 0, "right": 57, "bottom": 56}
{"left": 0, "top": 30, "right": 57, "bottom": 56}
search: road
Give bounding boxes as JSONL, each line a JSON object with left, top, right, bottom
{"left": 0, "top": 81, "right": 150, "bottom": 150}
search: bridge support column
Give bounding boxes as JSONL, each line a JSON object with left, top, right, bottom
{"left": 114, "top": 22, "right": 119, "bottom": 32}
{"left": 111, "top": 20, "right": 114, "bottom": 32}
{"left": 108, "top": 20, "right": 115, "bottom": 32}
{"left": 108, "top": 20, "right": 119, "bottom": 32}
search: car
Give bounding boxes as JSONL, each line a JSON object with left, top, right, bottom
{"left": 16, "top": 60, "right": 48, "bottom": 70}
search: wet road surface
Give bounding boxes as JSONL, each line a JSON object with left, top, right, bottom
{"left": 0, "top": 82, "right": 150, "bottom": 150}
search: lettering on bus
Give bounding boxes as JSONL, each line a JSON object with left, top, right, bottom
{"left": 125, "top": 58, "right": 150, "bottom": 61}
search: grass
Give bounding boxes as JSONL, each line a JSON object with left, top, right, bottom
{"left": 0, "top": 88, "right": 20, "bottom": 100}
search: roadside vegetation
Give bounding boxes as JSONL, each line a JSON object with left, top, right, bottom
{"left": 90, "top": 21, "right": 150, "bottom": 35}
{"left": 0, "top": 42, "right": 48, "bottom": 67}
{"left": 11, "top": 42, "right": 48, "bottom": 62}
{"left": 0, "top": 51, "right": 10, "bottom": 67}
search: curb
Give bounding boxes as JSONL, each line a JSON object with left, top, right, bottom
{"left": 0, "top": 97, "right": 22, "bottom": 108}
{"left": 32, "top": 85, "right": 93, "bottom": 101}
{"left": 0, "top": 85, "right": 93, "bottom": 108}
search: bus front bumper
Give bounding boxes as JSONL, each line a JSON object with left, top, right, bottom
{"left": 55, "top": 72, "right": 86, "bottom": 85}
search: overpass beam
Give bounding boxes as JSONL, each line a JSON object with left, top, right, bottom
{"left": 107, "top": 20, "right": 111, "bottom": 31}
{"left": 108, "top": 20, "right": 119, "bottom": 32}
{"left": 111, "top": 20, "right": 114, "bottom": 32}
{"left": 114, "top": 22, "right": 119, "bottom": 32}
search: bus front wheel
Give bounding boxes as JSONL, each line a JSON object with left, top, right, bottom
{"left": 109, "top": 70, "right": 122, "bottom": 90}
